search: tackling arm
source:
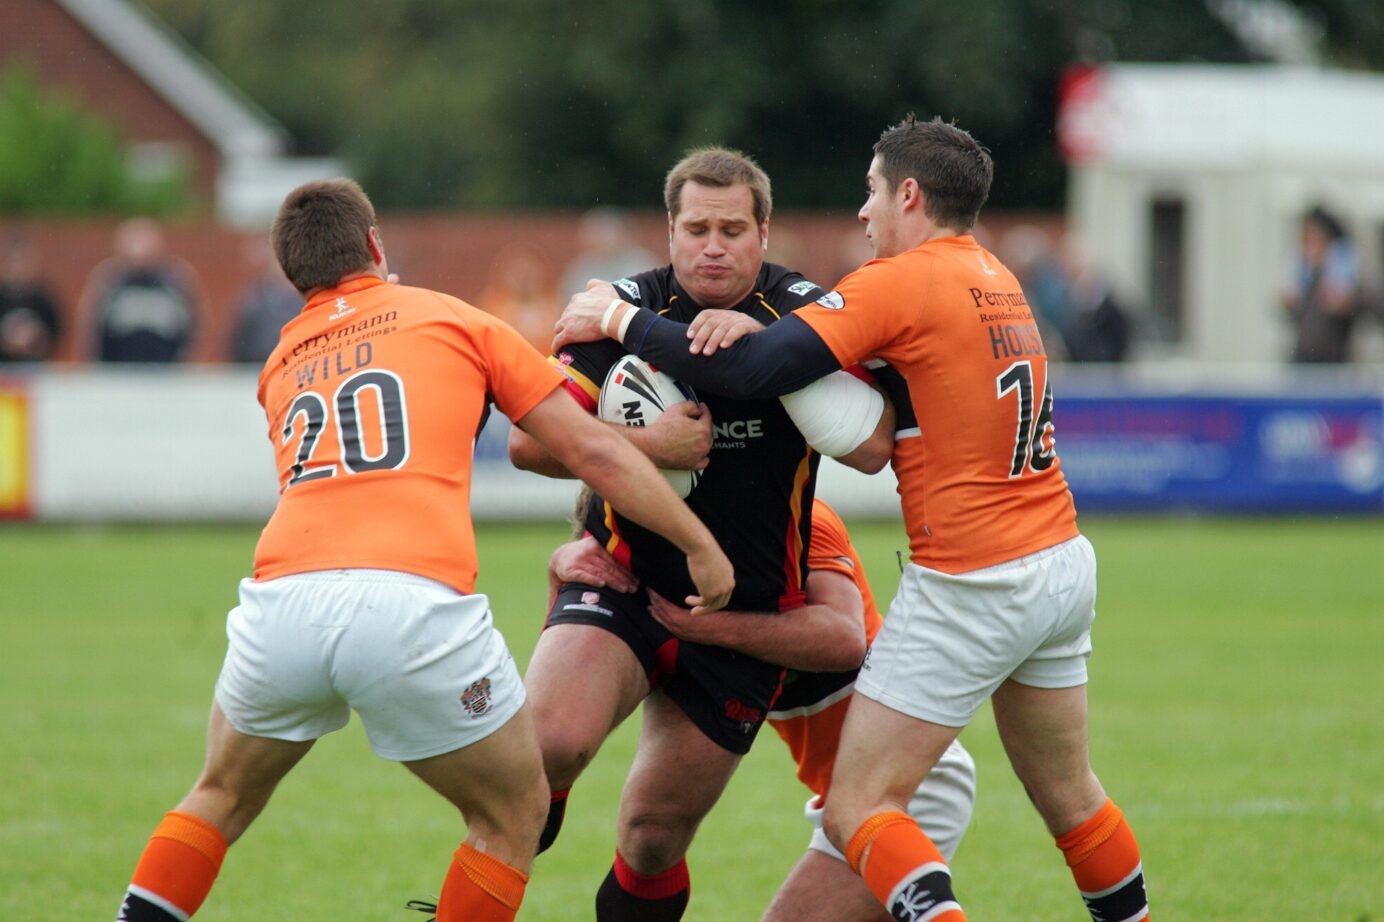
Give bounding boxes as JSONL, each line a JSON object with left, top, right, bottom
{"left": 515, "top": 389, "right": 732, "bottom": 613}
{"left": 552, "top": 286, "right": 842, "bottom": 400}
{"left": 645, "top": 566, "right": 866, "bottom": 672}
{"left": 509, "top": 392, "right": 712, "bottom": 478}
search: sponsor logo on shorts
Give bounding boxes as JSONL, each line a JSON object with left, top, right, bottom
{"left": 816, "top": 291, "right": 845, "bottom": 310}
{"left": 787, "top": 280, "right": 822, "bottom": 297}
{"left": 725, "top": 698, "right": 762, "bottom": 734}
{"left": 460, "top": 677, "right": 493, "bottom": 717}
{"left": 614, "top": 278, "right": 642, "bottom": 301}
{"left": 562, "top": 602, "right": 614, "bottom": 616}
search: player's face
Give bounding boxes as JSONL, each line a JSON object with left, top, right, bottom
{"left": 859, "top": 156, "right": 903, "bottom": 259}
{"left": 669, "top": 181, "right": 767, "bottom": 310}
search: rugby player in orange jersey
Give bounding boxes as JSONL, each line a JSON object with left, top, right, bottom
{"left": 554, "top": 117, "right": 1151, "bottom": 922}
{"left": 551, "top": 497, "right": 977, "bottom": 922}
{"left": 112, "top": 179, "right": 732, "bottom": 922}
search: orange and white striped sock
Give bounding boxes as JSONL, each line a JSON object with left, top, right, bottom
{"left": 436, "top": 842, "right": 529, "bottom": 922}
{"left": 845, "top": 810, "right": 966, "bottom": 921}
{"left": 1055, "top": 798, "right": 1150, "bottom": 921}
{"left": 117, "top": 811, "right": 227, "bottom": 920}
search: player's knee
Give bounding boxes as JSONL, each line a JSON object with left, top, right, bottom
{"left": 535, "top": 725, "right": 600, "bottom": 789}
{"left": 619, "top": 812, "right": 697, "bottom": 872}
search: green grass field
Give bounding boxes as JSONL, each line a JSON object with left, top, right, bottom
{"left": 2, "top": 516, "right": 1381, "bottom": 920}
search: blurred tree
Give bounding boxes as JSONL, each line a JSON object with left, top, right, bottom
{"left": 0, "top": 66, "right": 190, "bottom": 215}
{"left": 140, "top": 0, "right": 1383, "bottom": 211}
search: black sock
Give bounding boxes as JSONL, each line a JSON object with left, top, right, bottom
{"left": 538, "top": 788, "right": 569, "bottom": 854}
{"left": 594, "top": 852, "right": 689, "bottom": 922}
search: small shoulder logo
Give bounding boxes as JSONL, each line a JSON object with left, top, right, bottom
{"left": 328, "top": 297, "right": 355, "bottom": 320}
{"left": 788, "top": 280, "right": 822, "bottom": 297}
{"left": 816, "top": 291, "right": 845, "bottom": 310}
{"left": 614, "top": 278, "right": 642, "bottom": 301}
{"left": 460, "top": 677, "right": 493, "bottom": 717}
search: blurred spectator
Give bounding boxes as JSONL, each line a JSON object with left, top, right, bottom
{"left": 558, "top": 207, "right": 655, "bottom": 298}
{"left": 75, "top": 217, "right": 205, "bottom": 363}
{"left": 997, "top": 224, "right": 1075, "bottom": 358}
{"left": 1065, "top": 259, "right": 1133, "bottom": 363}
{"left": 480, "top": 244, "right": 559, "bottom": 351}
{"left": 0, "top": 235, "right": 62, "bottom": 363}
{"left": 228, "top": 236, "right": 302, "bottom": 365}
{"left": 1283, "top": 205, "right": 1361, "bottom": 364}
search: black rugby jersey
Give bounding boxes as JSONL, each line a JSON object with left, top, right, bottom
{"left": 553, "top": 262, "right": 827, "bottom": 612}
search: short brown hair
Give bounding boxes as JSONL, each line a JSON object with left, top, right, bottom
{"left": 272, "top": 178, "right": 377, "bottom": 294}
{"left": 664, "top": 147, "right": 772, "bottom": 227}
{"left": 874, "top": 115, "right": 992, "bottom": 232}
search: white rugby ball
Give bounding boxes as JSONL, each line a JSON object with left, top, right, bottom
{"left": 598, "top": 354, "right": 703, "bottom": 498}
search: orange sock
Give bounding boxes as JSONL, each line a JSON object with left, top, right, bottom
{"left": 436, "top": 842, "right": 529, "bottom": 922}
{"left": 845, "top": 810, "right": 966, "bottom": 921}
{"left": 120, "top": 811, "right": 227, "bottom": 920}
{"left": 1055, "top": 798, "right": 1150, "bottom": 921}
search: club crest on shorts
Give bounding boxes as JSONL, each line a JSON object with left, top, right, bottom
{"left": 460, "top": 677, "right": 493, "bottom": 717}
{"left": 581, "top": 591, "right": 601, "bottom": 605}
{"left": 816, "top": 290, "right": 845, "bottom": 310}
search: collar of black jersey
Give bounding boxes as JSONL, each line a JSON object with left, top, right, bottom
{"left": 663, "top": 262, "right": 780, "bottom": 323}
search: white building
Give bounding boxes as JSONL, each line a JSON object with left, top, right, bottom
{"left": 1061, "top": 63, "right": 1384, "bottom": 365}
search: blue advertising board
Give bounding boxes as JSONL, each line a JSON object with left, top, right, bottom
{"left": 1055, "top": 393, "right": 1384, "bottom": 512}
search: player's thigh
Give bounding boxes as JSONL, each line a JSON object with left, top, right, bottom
{"left": 762, "top": 850, "right": 890, "bottom": 922}
{"left": 524, "top": 621, "right": 647, "bottom": 780}
{"left": 617, "top": 690, "right": 742, "bottom": 841}
{"left": 991, "top": 679, "right": 1104, "bottom": 833}
{"left": 181, "top": 701, "right": 316, "bottom": 842}
{"left": 822, "top": 694, "right": 961, "bottom": 849}
{"left": 404, "top": 702, "right": 549, "bottom": 864}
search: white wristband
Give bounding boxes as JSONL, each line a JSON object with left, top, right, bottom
{"left": 615, "top": 304, "right": 637, "bottom": 342}
{"left": 601, "top": 299, "right": 624, "bottom": 339}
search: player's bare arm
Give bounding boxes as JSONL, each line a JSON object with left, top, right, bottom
{"left": 509, "top": 395, "right": 713, "bottom": 477}
{"left": 645, "top": 565, "right": 866, "bottom": 672}
{"left": 515, "top": 389, "right": 733, "bottom": 613}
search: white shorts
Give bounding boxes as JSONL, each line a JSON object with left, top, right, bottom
{"left": 214, "top": 569, "right": 525, "bottom": 762}
{"left": 856, "top": 535, "right": 1097, "bottom": 727}
{"left": 806, "top": 739, "right": 976, "bottom": 862}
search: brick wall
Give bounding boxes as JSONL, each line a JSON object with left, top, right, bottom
{"left": 3, "top": 210, "right": 1064, "bottom": 363}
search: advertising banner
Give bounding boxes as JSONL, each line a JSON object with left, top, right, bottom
{"left": 1056, "top": 393, "right": 1384, "bottom": 513}
{"left": 0, "top": 378, "right": 31, "bottom": 520}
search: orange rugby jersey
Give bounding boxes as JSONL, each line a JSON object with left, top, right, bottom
{"left": 767, "top": 499, "right": 883, "bottom": 799}
{"left": 796, "top": 236, "right": 1078, "bottom": 573}
{"left": 253, "top": 276, "right": 565, "bottom": 594}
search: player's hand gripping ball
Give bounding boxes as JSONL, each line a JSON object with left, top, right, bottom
{"left": 599, "top": 354, "right": 704, "bottom": 498}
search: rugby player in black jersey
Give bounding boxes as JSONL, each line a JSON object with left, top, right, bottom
{"left": 507, "top": 147, "right": 893, "bottom": 921}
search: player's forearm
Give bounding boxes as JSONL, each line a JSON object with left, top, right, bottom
{"left": 510, "top": 418, "right": 674, "bottom": 477}
{"left": 684, "top": 604, "right": 864, "bottom": 672}
{"left": 509, "top": 427, "right": 577, "bottom": 478}
{"left": 621, "top": 310, "right": 841, "bottom": 399}
{"left": 571, "top": 429, "right": 716, "bottom": 560}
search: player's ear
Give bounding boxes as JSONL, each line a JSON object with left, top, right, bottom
{"left": 367, "top": 226, "right": 385, "bottom": 265}
{"left": 761, "top": 223, "right": 769, "bottom": 251}
{"left": 900, "top": 178, "right": 922, "bottom": 212}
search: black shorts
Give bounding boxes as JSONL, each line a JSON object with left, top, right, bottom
{"left": 546, "top": 582, "right": 785, "bottom": 754}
